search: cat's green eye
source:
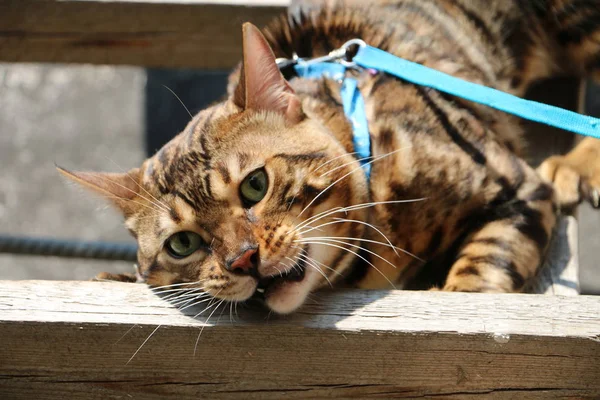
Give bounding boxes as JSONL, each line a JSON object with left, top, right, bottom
{"left": 240, "top": 168, "right": 268, "bottom": 207}
{"left": 165, "top": 231, "right": 204, "bottom": 258}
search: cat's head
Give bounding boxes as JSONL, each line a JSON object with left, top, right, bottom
{"left": 60, "top": 23, "right": 368, "bottom": 314}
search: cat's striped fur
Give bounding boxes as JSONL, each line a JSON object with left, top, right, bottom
{"left": 61, "top": 0, "right": 600, "bottom": 314}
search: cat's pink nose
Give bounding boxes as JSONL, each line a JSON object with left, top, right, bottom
{"left": 227, "top": 248, "right": 259, "bottom": 275}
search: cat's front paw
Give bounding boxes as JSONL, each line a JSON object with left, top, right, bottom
{"left": 92, "top": 271, "right": 139, "bottom": 283}
{"left": 537, "top": 138, "right": 600, "bottom": 211}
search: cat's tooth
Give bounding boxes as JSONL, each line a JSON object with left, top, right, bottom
{"left": 256, "top": 288, "right": 265, "bottom": 294}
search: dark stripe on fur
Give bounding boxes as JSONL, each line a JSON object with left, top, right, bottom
{"left": 173, "top": 190, "right": 199, "bottom": 212}
{"left": 425, "top": 227, "right": 444, "bottom": 257}
{"left": 456, "top": 265, "right": 480, "bottom": 276}
{"left": 515, "top": 205, "right": 549, "bottom": 251}
{"left": 526, "top": 183, "right": 554, "bottom": 202}
{"left": 169, "top": 208, "right": 182, "bottom": 223}
{"left": 470, "top": 237, "right": 514, "bottom": 253}
{"left": 273, "top": 152, "right": 327, "bottom": 163}
{"left": 343, "top": 246, "right": 371, "bottom": 285}
{"left": 557, "top": 12, "right": 600, "bottom": 45}
{"left": 555, "top": 0, "right": 600, "bottom": 23}
{"left": 468, "top": 254, "right": 525, "bottom": 289}
{"left": 452, "top": 1, "right": 496, "bottom": 46}
{"left": 416, "top": 87, "right": 487, "bottom": 165}
{"left": 216, "top": 164, "right": 231, "bottom": 184}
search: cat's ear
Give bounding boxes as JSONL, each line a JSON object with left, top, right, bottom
{"left": 57, "top": 166, "right": 142, "bottom": 217}
{"left": 234, "top": 23, "right": 303, "bottom": 123}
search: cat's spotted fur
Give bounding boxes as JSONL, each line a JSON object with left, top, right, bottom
{"left": 61, "top": 0, "right": 600, "bottom": 314}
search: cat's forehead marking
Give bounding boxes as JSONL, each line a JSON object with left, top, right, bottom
{"left": 211, "top": 158, "right": 240, "bottom": 201}
{"left": 170, "top": 196, "right": 195, "bottom": 224}
{"left": 238, "top": 153, "right": 251, "bottom": 171}
{"left": 156, "top": 196, "right": 204, "bottom": 238}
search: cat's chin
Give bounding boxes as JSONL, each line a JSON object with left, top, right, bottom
{"left": 263, "top": 279, "right": 311, "bottom": 314}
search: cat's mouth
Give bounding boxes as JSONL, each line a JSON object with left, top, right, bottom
{"left": 253, "top": 257, "right": 307, "bottom": 299}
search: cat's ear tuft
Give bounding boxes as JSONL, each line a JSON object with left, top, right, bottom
{"left": 234, "top": 23, "right": 304, "bottom": 123}
{"left": 57, "top": 166, "right": 142, "bottom": 217}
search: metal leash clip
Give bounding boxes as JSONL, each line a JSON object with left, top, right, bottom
{"left": 276, "top": 38, "right": 367, "bottom": 70}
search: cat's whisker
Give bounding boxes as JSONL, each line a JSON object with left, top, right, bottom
{"left": 106, "top": 156, "right": 172, "bottom": 212}
{"left": 102, "top": 195, "right": 164, "bottom": 214}
{"left": 288, "top": 255, "right": 333, "bottom": 288}
{"left": 216, "top": 302, "right": 228, "bottom": 325}
{"left": 113, "top": 324, "right": 139, "bottom": 346}
{"left": 177, "top": 296, "right": 214, "bottom": 312}
{"left": 343, "top": 198, "right": 428, "bottom": 212}
{"left": 291, "top": 198, "right": 427, "bottom": 235}
{"left": 172, "top": 296, "right": 204, "bottom": 309}
{"left": 320, "top": 145, "right": 413, "bottom": 178}
{"left": 296, "top": 237, "right": 400, "bottom": 272}
{"left": 297, "top": 235, "right": 423, "bottom": 263}
{"left": 313, "top": 151, "right": 358, "bottom": 173}
{"left": 273, "top": 263, "right": 284, "bottom": 277}
{"left": 150, "top": 281, "right": 206, "bottom": 290}
{"left": 140, "top": 287, "right": 207, "bottom": 309}
{"left": 296, "top": 251, "right": 343, "bottom": 278}
{"left": 319, "top": 152, "right": 379, "bottom": 178}
{"left": 190, "top": 290, "right": 222, "bottom": 319}
{"left": 299, "top": 217, "right": 402, "bottom": 261}
{"left": 162, "top": 84, "right": 194, "bottom": 119}
{"left": 153, "top": 287, "right": 204, "bottom": 297}
{"left": 171, "top": 296, "right": 202, "bottom": 309}
{"left": 194, "top": 298, "right": 226, "bottom": 357}
{"left": 101, "top": 174, "right": 170, "bottom": 213}
{"left": 298, "top": 240, "right": 397, "bottom": 289}
{"left": 289, "top": 206, "right": 344, "bottom": 235}
{"left": 126, "top": 324, "right": 161, "bottom": 365}
{"left": 284, "top": 254, "right": 303, "bottom": 274}
{"left": 159, "top": 290, "right": 199, "bottom": 304}
{"left": 229, "top": 301, "right": 236, "bottom": 323}
{"left": 152, "top": 289, "right": 208, "bottom": 304}
{"left": 296, "top": 148, "right": 410, "bottom": 219}
{"left": 172, "top": 296, "right": 207, "bottom": 311}
{"left": 169, "top": 291, "right": 210, "bottom": 307}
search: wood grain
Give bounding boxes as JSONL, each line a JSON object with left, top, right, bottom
{"left": 1, "top": 280, "right": 599, "bottom": 399}
{"left": 0, "top": 0, "right": 289, "bottom": 68}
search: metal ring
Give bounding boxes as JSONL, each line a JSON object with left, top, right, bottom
{"left": 341, "top": 38, "right": 367, "bottom": 51}
{"left": 340, "top": 39, "right": 367, "bottom": 67}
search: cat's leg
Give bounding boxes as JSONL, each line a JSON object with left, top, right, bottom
{"left": 93, "top": 272, "right": 138, "bottom": 283}
{"left": 92, "top": 264, "right": 143, "bottom": 283}
{"left": 442, "top": 183, "right": 556, "bottom": 293}
{"left": 512, "top": 1, "right": 600, "bottom": 211}
{"left": 538, "top": 137, "right": 600, "bottom": 210}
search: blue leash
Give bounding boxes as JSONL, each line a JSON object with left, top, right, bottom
{"left": 353, "top": 45, "right": 600, "bottom": 140}
{"left": 294, "top": 62, "right": 372, "bottom": 177}
{"left": 281, "top": 40, "right": 600, "bottom": 179}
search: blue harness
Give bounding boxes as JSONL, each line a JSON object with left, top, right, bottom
{"left": 278, "top": 40, "right": 600, "bottom": 179}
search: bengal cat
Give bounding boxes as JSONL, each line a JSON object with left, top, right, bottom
{"left": 60, "top": 0, "right": 600, "bottom": 314}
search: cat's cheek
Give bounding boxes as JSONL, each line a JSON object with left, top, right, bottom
{"left": 264, "top": 268, "right": 319, "bottom": 314}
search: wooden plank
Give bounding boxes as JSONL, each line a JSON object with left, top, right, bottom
{"left": 0, "top": 0, "right": 289, "bottom": 69}
{"left": 1, "top": 280, "right": 599, "bottom": 399}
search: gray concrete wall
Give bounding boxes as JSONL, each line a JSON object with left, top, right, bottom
{"left": 0, "top": 64, "right": 144, "bottom": 280}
